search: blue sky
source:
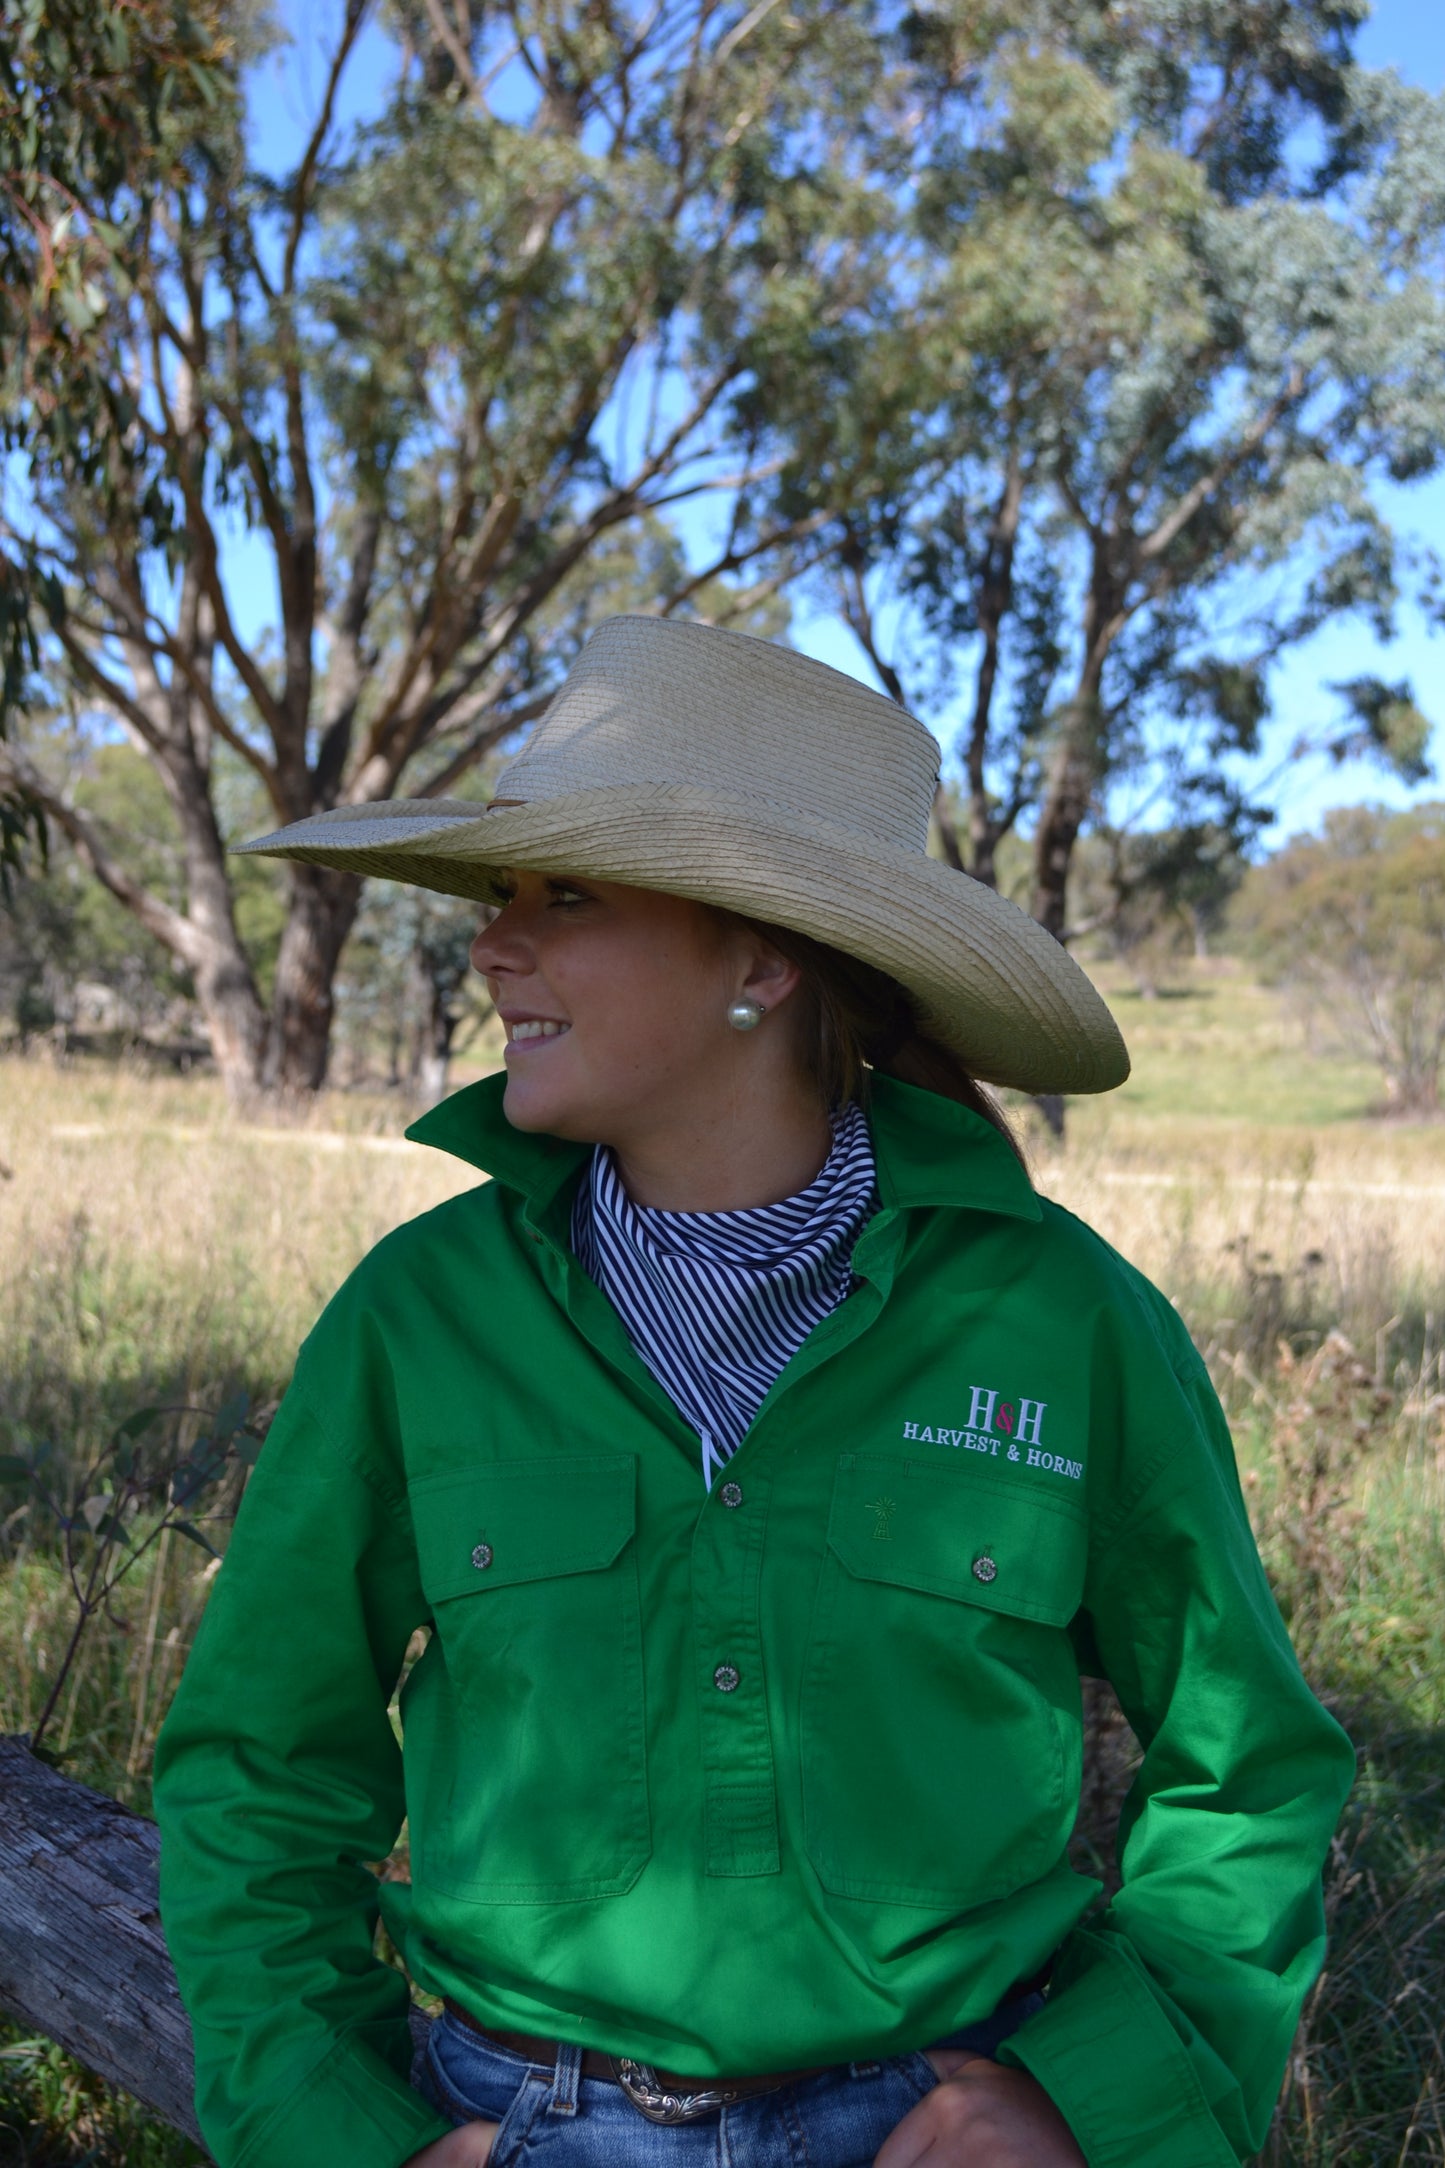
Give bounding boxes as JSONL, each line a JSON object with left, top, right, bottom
{"left": 242, "top": 0, "right": 1445, "bottom": 848}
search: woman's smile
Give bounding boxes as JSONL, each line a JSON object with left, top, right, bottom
{"left": 502, "top": 1015, "right": 573, "bottom": 1048}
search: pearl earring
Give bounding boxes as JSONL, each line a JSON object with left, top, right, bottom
{"left": 727, "top": 998, "right": 766, "bottom": 1031}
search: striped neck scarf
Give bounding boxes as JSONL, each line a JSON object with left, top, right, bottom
{"left": 571, "top": 1100, "right": 878, "bottom": 1489}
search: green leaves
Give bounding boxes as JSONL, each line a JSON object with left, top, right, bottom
{"left": 1330, "top": 677, "right": 1436, "bottom": 786}
{"left": 0, "top": 0, "right": 235, "bottom": 739}
{"left": 115, "top": 1405, "right": 169, "bottom": 1441}
{"left": 170, "top": 1518, "right": 221, "bottom": 1558}
{"left": 1235, "top": 803, "right": 1445, "bottom": 1112}
{"left": 749, "top": 0, "right": 1445, "bottom": 939}
{"left": 168, "top": 1390, "right": 252, "bottom": 1509}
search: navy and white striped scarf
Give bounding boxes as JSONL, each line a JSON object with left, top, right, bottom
{"left": 571, "top": 1100, "right": 877, "bottom": 1489}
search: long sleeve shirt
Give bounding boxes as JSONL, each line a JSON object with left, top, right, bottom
{"left": 151, "top": 1069, "right": 1356, "bottom": 2168}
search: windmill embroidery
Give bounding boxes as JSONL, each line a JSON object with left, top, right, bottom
{"left": 864, "top": 1495, "right": 897, "bottom": 1540}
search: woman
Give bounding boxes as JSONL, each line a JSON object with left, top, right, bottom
{"left": 152, "top": 616, "right": 1354, "bottom": 2168}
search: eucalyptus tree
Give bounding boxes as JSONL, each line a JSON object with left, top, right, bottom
{"left": 748, "top": 1, "right": 1445, "bottom": 936}
{"left": 2, "top": 0, "right": 902, "bottom": 1095}
{"left": 1016, "top": 25, "right": 1445, "bottom": 943}
{"left": 0, "top": 0, "right": 228, "bottom": 884}
{"left": 1237, "top": 802, "right": 1445, "bottom": 1115}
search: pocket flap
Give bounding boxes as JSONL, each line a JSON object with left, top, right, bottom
{"left": 408, "top": 1454, "right": 636, "bottom": 1604}
{"left": 827, "top": 1451, "right": 1084, "bottom": 1628}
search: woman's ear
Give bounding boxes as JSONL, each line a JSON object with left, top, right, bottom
{"left": 736, "top": 935, "right": 804, "bottom": 1015}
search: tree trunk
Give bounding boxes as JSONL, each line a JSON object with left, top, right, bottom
{"left": 932, "top": 784, "right": 966, "bottom": 871}
{"left": 1030, "top": 690, "right": 1104, "bottom": 942}
{"left": 0, "top": 1734, "right": 434, "bottom": 2155}
{"left": 1027, "top": 555, "right": 1125, "bottom": 1143}
{"left": 965, "top": 440, "right": 1025, "bottom": 893}
{"left": 967, "top": 800, "right": 999, "bottom": 891}
{"left": 265, "top": 863, "right": 364, "bottom": 1093}
{"left": 1030, "top": 543, "right": 1126, "bottom": 943}
{"left": 0, "top": 1733, "right": 208, "bottom": 2149}
{"left": 167, "top": 764, "right": 270, "bottom": 1099}
{"left": 1027, "top": 708, "right": 1104, "bottom": 1143}
{"left": 1380, "top": 1065, "right": 1441, "bottom": 1117}
{"left": 414, "top": 1031, "right": 454, "bottom": 1112}
{"left": 410, "top": 953, "right": 459, "bottom": 1111}
{"left": 1033, "top": 1093, "right": 1066, "bottom": 1140}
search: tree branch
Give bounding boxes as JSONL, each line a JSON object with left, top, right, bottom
{"left": 1138, "top": 366, "right": 1306, "bottom": 568}
{"left": 704, "top": 546, "right": 834, "bottom": 625}
{"left": 358, "top": 388, "right": 754, "bottom": 792}
{"left": 283, "top": 0, "right": 369, "bottom": 296}
{"left": 414, "top": 693, "right": 553, "bottom": 798}
{"left": 0, "top": 744, "right": 201, "bottom": 968}
{"left": 93, "top": 562, "right": 282, "bottom": 802}
{"left": 833, "top": 547, "right": 905, "bottom": 703}
{"left": 271, "top": 2, "right": 370, "bottom": 749}
{"left": 419, "top": 0, "right": 479, "bottom": 96}
{"left": 143, "top": 294, "right": 304, "bottom": 708}
{"left": 52, "top": 621, "right": 170, "bottom": 760}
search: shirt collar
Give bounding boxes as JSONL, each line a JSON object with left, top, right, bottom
{"left": 865, "top": 1071, "right": 1041, "bottom": 1220}
{"left": 404, "top": 1067, "right": 1040, "bottom": 1225}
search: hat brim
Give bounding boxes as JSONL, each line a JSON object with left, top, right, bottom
{"left": 236, "top": 786, "right": 1129, "bottom": 1097}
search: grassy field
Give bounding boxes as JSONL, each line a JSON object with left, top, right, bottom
{"left": 1, "top": 958, "right": 1442, "bottom": 2163}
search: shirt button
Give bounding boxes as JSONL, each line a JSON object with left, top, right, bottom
{"left": 972, "top": 1553, "right": 997, "bottom": 1584}
{"left": 719, "top": 1481, "right": 743, "bottom": 1509}
{"left": 471, "top": 1542, "right": 494, "bottom": 1571}
{"left": 713, "top": 1662, "right": 741, "bottom": 1693}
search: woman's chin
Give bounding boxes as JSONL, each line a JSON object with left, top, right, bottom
{"left": 499, "top": 1065, "right": 595, "bottom": 1139}
{"left": 499, "top": 1072, "right": 560, "bottom": 1131}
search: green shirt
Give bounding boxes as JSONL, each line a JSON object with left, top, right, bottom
{"left": 152, "top": 1072, "right": 1355, "bottom": 2168}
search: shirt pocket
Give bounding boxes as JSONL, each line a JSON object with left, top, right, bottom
{"left": 800, "top": 1451, "right": 1086, "bottom": 1908}
{"left": 403, "top": 1453, "right": 650, "bottom": 1902}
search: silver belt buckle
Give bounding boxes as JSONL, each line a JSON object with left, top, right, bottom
{"left": 613, "top": 2058, "right": 744, "bottom": 2125}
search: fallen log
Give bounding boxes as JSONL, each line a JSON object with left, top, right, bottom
{"left": 0, "top": 1734, "right": 432, "bottom": 2156}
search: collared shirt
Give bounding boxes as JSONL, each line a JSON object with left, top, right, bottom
{"left": 571, "top": 1100, "right": 877, "bottom": 1488}
{"left": 152, "top": 1071, "right": 1355, "bottom": 2168}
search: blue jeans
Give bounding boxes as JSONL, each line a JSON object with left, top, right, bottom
{"left": 409, "top": 1994, "right": 1045, "bottom": 2167}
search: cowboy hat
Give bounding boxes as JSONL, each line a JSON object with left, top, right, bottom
{"left": 236, "top": 614, "right": 1128, "bottom": 1096}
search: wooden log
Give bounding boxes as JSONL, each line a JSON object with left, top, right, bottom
{"left": 0, "top": 1734, "right": 434, "bottom": 2156}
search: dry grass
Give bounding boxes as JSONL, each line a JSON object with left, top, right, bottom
{"left": 0, "top": 1057, "right": 474, "bottom": 1393}
{"left": 1044, "top": 1111, "right": 1445, "bottom": 1283}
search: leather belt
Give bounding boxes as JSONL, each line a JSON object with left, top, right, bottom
{"left": 441, "top": 1960, "right": 1053, "bottom": 2127}
{"left": 440, "top": 2004, "right": 830, "bottom": 2123}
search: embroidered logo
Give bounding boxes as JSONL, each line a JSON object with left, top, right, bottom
{"left": 899, "top": 1392, "right": 1082, "bottom": 1482}
{"left": 864, "top": 1495, "right": 898, "bottom": 1539}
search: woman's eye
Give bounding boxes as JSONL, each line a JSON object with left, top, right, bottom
{"left": 549, "top": 884, "right": 589, "bottom": 907}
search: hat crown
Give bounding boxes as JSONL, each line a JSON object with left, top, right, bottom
{"left": 495, "top": 616, "right": 939, "bottom": 851}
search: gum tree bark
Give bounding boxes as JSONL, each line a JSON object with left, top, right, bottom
{"left": 0, "top": 1734, "right": 434, "bottom": 2154}
{"left": 0, "top": 1733, "right": 210, "bottom": 2148}
{"left": 263, "top": 865, "right": 364, "bottom": 1095}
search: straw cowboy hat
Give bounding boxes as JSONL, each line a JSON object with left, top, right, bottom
{"left": 238, "top": 615, "right": 1128, "bottom": 1096}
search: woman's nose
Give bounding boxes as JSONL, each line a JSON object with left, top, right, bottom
{"left": 469, "top": 924, "right": 501, "bottom": 977}
{"left": 470, "top": 906, "right": 528, "bottom": 979}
